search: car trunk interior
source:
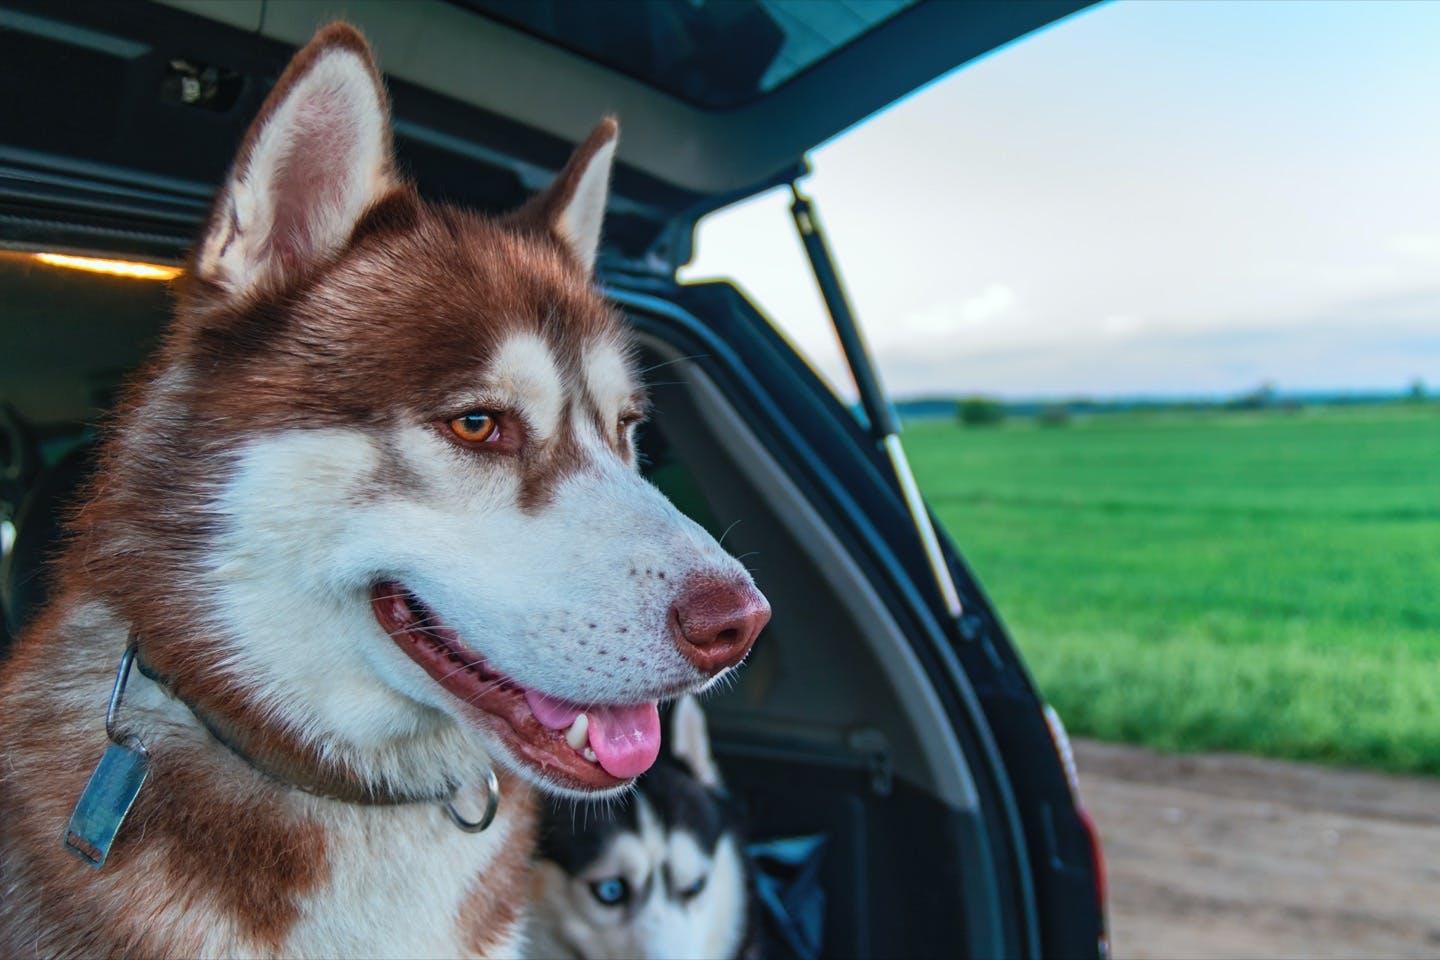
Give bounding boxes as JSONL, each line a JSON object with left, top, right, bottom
{"left": 634, "top": 331, "right": 1013, "bottom": 953}
{"left": 0, "top": 256, "right": 1019, "bottom": 957}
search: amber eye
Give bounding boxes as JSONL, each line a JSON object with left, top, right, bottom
{"left": 449, "top": 412, "right": 499, "bottom": 444}
{"left": 618, "top": 412, "right": 643, "bottom": 437}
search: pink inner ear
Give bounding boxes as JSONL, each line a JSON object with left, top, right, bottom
{"left": 264, "top": 87, "right": 368, "bottom": 273}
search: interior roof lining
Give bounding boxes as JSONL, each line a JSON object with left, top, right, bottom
{"left": 156, "top": 0, "right": 1093, "bottom": 198}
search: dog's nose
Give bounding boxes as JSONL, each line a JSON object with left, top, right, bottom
{"left": 671, "top": 578, "right": 770, "bottom": 674}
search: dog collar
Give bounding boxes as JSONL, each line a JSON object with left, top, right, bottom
{"left": 64, "top": 641, "right": 498, "bottom": 868}
{"left": 131, "top": 650, "right": 449, "bottom": 806}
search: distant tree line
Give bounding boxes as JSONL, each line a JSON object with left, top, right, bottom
{"left": 931, "top": 378, "right": 1433, "bottom": 428}
{"left": 956, "top": 396, "right": 1005, "bottom": 427}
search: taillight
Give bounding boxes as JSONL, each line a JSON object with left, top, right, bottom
{"left": 1077, "top": 805, "right": 1109, "bottom": 957}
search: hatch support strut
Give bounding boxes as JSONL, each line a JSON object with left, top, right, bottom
{"left": 789, "top": 181, "right": 965, "bottom": 621}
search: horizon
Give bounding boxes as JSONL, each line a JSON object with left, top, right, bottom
{"left": 682, "top": 0, "right": 1440, "bottom": 403}
{"left": 889, "top": 382, "right": 1430, "bottom": 405}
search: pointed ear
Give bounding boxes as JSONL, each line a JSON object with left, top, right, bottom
{"left": 195, "top": 23, "right": 394, "bottom": 296}
{"left": 519, "top": 118, "right": 618, "bottom": 274}
{"left": 671, "top": 694, "right": 723, "bottom": 789}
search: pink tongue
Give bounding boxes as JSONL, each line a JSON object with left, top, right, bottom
{"left": 586, "top": 702, "right": 662, "bottom": 779}
{"left": 525, "top": 690, "right": 581, "bottom": 730}
{"left": 522, "top": 690, "right": 661, "bottom": 779}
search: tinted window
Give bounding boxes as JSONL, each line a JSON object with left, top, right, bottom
{"left": 456, "top": 0, "right": 918, "bottom": 108}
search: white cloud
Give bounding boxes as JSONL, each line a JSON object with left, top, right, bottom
{"left": 1102, "top": 315, "right": 1144, "bottom": 337}
{"left": 1388, "top": 234, "right": 1440, "bottom": 262}
{"left": 894, "top": 283, "right": 1017, "bottom": 339}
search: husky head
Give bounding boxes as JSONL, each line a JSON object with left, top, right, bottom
{"left": 532, "top": 696, "right": 751, "bottom": 959}
{"left": 68, "top": 25, "right": 768, "bottom": 800}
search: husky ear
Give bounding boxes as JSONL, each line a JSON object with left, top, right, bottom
{"left": 671, "top": 694, "right": 723, "bottom": 788}
{"left": 195, "top": 23, "right": 394, "bottom": 296}
{"left": 518, "top": 118, "right": 618, "bottom": 274}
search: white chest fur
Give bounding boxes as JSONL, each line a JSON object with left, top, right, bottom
{"left": 281, "top": 784, "right": 532, "bottom": 959}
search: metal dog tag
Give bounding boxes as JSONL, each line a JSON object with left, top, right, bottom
{"left": 64, "top": 739, "right": 150, "bottom": 868}
{"left": 64, "top": 643, "right": 150, "bottom": 868}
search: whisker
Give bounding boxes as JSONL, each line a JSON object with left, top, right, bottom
{"left": 639, "top": 354, "right": 706, "bottom": 376}
{"left": 460, "top": 677, "right": 511, "bottom": 702}
{"left": 437, "top": 654, "right": 497, "bottom": 684}
{"left": 717, "top": 520, "right": 742, "bottom": 548}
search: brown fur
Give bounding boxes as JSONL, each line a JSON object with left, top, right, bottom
{"left": 0, "top": 604, "right": 328, "bottom": 957}
{"left": 133, "top": 754, "right": 331, "bottom": 951}
{"left": 0, "top": 21, "right": 627, "bottom": 957}
{"left": 462, "top": 771, "right": 537, "bottom": 956}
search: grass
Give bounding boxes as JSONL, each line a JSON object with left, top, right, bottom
{"left": 904, "top": 404, "right": 1440, "bottom": 776}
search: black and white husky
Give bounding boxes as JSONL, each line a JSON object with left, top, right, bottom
{"left": 530, "top": 696, "right": 755, "bottom": 960}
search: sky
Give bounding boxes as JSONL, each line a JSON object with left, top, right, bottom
{"left": 681, "top": 0, "right": 1440, "bottom": 401}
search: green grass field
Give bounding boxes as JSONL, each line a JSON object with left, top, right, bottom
{"left": 905, "top": 405, "right": 1440, "bottom": 776}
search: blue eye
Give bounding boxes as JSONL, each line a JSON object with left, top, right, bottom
{"left": 589, "top": 877, "right": 630, "bottom": 906}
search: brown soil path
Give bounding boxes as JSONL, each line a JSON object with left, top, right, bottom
{"left": 1073, "top": 739, "right": 1440, "bottom": 960}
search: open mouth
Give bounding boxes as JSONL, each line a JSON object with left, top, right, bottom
{"left": 370, "top": 582, "right": 662, "bottom": 790}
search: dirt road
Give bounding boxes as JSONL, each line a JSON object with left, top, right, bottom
{"left": 1073, "top": 739, "right": 1440, "bottom": 959}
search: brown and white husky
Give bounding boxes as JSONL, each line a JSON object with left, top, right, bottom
{"left": 0, "top": 23, "right": 767, "bottom": 958}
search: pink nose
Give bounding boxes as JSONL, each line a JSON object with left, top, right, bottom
{"left": 671, "top": 578, "right": 771, "bottom": 674}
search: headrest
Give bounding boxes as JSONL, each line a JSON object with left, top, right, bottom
{"left": 1, "top": 441, "right": 97, "bottom": 640}
{"left": 1, "top": 401, "right": 38, "bottom": 510}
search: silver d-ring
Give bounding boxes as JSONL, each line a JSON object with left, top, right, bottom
{"left": 444, "top": 765, "right": 500, "bottom": 833}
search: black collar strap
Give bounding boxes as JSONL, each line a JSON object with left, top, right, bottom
{"left": 132, "top": 652, "right": 457, "bottom": 807}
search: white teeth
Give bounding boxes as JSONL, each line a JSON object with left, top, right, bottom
{"left": 583, "top": 747, "right": 597, "bottom": 763}
{"left": 566, "top": 713, "right": 589, "bottom": 750}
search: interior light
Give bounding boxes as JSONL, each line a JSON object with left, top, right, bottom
{"left": 32, "top": 252, "right": 182, "bottom": 281}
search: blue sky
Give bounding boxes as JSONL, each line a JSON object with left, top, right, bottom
{"left": 682, "top": 0, "right": 1440, "bottom": 400}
